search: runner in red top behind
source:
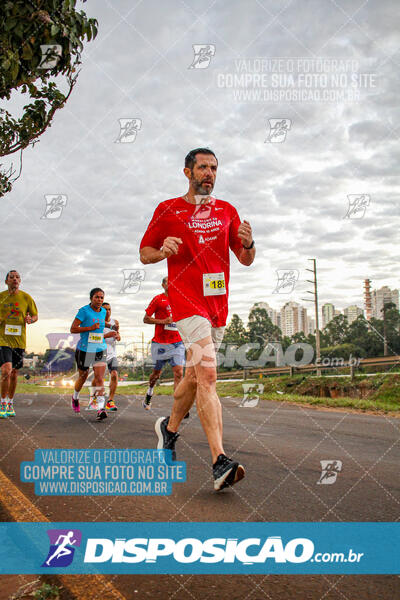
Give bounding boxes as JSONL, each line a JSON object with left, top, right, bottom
{"left": 146, "top": 290, "right": 181, "bottom": 344}
{"left": 142, "top": 277, "right": 185, "bottom": 411}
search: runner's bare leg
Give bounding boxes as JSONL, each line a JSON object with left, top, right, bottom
{"left": 0, "top": 363, "right": 11, "bottom": 398}
{"left": 172, "top": 364, "right": 184, "bottom": 390}
{"left": 9, "top": 368, "right": 18, "bottom": 399}
{"left": 169, "top": 338, "right": 224, "bottom": 463}
{"left": 149, "top": 369, "right": 161, "bottom": 388}
{"left": 74, "top": 369, "right": 88, "bottom": 393}
{"left": 92, "top": 363, "right": 106, "bottom": 398}
{"left": 109, "top": 370, "right": 118, "bottom": 401}
{"left": 169, "top": 350, "right": 197, "bottom": 429}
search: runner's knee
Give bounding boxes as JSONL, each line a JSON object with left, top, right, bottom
{"left": 93, "top": 373, "right": 103, "bottom": 386}
{"left": 150, "top": 370, "right": 161, "bottom": 382}
{"left": 196, "top": 366, "right": 217, "bottom": 387}
{"left": 173, "top": 367, "right": 183, "bottom": 380}
{"left": 1, "top": 364, "right": 12, "bottom": 378}
{"left": 184, "top": 367, "right": 197, "bottom": 389}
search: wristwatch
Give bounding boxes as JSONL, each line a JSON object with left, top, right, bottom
{"left": 242, "top": 240, "right": 255, "bottom": 249}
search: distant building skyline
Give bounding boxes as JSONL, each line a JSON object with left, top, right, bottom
{"left": 371, "top": 285, "right": 399, "bottom": 319}
{"left": 322, "top": 303, "right": 335, "bottom": 329}
{"left": 249, "top": 281, "right": 399, "bottom": 338}
{"left": 280, "top": 301, "right": 308, "bottom": 337}
{"left": 343, "top": 305, "right": 364, "bottom": 324}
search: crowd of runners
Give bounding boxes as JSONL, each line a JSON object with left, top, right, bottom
{"left": 0, "top": 148, "right": 255, "bottom": 491}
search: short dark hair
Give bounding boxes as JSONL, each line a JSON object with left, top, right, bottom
{"left": 90, "top": 287, "right": 104, "bottom": 299}
{"left": 102, "top": 302, "right": 110, "bottom": 307}
{"left": 185, "top": 148, "right": 218, "bottom": 171}
{"left": 5, "top": 270, "right": 18, "bottom": 282}
{"left": 162, "top": 276, "right": 168, "bottom": 285}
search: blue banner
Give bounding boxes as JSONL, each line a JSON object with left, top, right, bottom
{"left": 0, "top": 522, "right": 398, "bottom": 574}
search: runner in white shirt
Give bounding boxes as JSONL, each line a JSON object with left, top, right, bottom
{"left": 102, "top": 302, "right": 120, "bottom": 411}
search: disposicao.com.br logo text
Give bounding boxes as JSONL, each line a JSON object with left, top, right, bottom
{"left": 83, "top": 536, "right": 363, "bottom": 565}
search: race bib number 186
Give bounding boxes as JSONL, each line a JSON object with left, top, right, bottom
{"left": 203, "top": 272, "right": 226, "bottom": 296}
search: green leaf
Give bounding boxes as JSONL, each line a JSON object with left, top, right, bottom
{"left": 13, "top": 22, "right": 24, "bottom": 38}
{"left": 4, "top": 17, "right": 17, "bottom": 31}
{"left": 21, "top": 43, "right": 33, "bottom": 60}
{"left": 10, "top": 61, "right": 19, "bottom": 80}
{"left": 51, "top": 24, "right": 59, "bottom": 36}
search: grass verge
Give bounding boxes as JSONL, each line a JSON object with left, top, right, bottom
{"left": 16, "top": 373, "right": 400, "bottom": 413}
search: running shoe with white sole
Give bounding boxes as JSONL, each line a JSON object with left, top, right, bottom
{"left": 213, "top": 454, "right": 245, "bottom": 491}
{"left": 143, "top": 394, "right": 152, "bottom": 410}
{"left": 106, "top": 399, "right": 117, "bottom": 411}
{"left": 71, "top": 396, "right": 80, "bottom": 413}
{"left": 96, "top": 409, "right": 107, "bottom": 421}
{"left": 6, "top": 404, "right": 15, "bottom": 417}
{"left": 155, "top": 416, "right": 179, "bottom": 461}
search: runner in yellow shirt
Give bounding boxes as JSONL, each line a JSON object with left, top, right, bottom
{"left": 0, "top": 270, "right": 38, "bottom": 418}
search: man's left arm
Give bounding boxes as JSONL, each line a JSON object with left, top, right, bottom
{"left": 25, "top": 296, "right": 38, "bottom": 324}
{"left": 114, "top": 318, "right": 121, "bottom": 341}
{"left": 231, "top": 217, "right": 256, "bottom": 266}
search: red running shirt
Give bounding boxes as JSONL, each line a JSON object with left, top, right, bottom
{"left": 145, "top": 293, "right": 182, "bottom": 344}
{"left": 140, "top": 197, "right": 242, "bottom": 328}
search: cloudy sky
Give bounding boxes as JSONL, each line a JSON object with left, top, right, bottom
{"left": 1, "top": 0, "right": 399, "bottom": 354}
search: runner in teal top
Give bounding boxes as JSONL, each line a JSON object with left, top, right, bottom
{"left": 75, "top": 304, "right": 107, "bottom": 353}
{"left": 70, "top": 288, "right": 108, "bottom": 421}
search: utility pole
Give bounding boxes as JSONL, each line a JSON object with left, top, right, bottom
{"left": 381, "top": 303, "right": 389, "bottom": 356}
{"left": 302, "top": 259, "right": 321, "bottom": 376}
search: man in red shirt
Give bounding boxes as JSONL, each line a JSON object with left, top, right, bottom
{"left": 143, "top": 276, "right": 185, "bottom": 410}
{"left": 140, "top": 148, "right": 255, "bottom": 491}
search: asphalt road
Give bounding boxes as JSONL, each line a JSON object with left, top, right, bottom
{"left": 0, "top": 392, "right": 399, "bottom": 600}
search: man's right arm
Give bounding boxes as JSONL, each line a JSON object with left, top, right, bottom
{"left": 143, "top": 314, "right": 170, "bottom": 325}
{"left": 140, "top": 237, "right": 183, "bottom": 264}
{"left": 140, "top": 247, "right": 166, "bottom": 264}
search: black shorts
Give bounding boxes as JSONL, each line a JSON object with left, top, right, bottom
{"left": 107, "top": 357, "right": 119, "bottom": 373}
{"left": 75, "top": 348, "right": 105, "bottom": 371}
{"left": 0, "top": 346, "right": 24, "bottom": 370}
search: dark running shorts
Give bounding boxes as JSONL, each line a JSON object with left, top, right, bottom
{"left": 0, "top": 346, "right": 25, "bottom": 370}
{"left": 107, "top": 357, "right": 119, "bottom": 373}
{"left": 75, "top": 348, "right": 105, "bottom": 371}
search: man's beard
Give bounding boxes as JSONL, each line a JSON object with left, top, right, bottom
{"left": 192, "top": 176, "right": 214, "bottom": 195}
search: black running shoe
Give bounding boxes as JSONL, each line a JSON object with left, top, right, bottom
{"left": 184, "top": 411, "right": 190, "bottom": 419}
{"left": 155, "top": 416, "right": 179, "bottom": 461}
{"left": 143, "top": 394, "right": 152, "bottom": 410}
{"left": 96, "top": 409, "right": 107, "bottom": 421}
{"left": 213, "top": 454, "right": 245, "bottom": 491}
